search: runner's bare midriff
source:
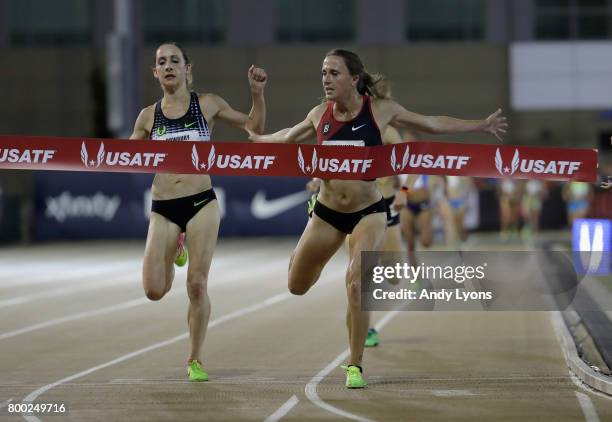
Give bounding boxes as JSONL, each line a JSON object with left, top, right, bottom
{"left": 151, "top": 173, "right": 212, "bottom": 200}
{"left": 318, "top": 179, "right": 381, "bottom": 212}
{"left": 409, "top": 188, "right": 429, "bottom": 203}
{"left": 376, "top": 176, "right": 396, "bottom": 199}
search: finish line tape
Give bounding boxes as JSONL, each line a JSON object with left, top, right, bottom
{"left": 0, "top": 135, "right": 598, "bottom": 181}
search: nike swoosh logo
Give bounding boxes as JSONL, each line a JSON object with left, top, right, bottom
{"left": 251, "top": 190, "right": 312, "bottom": 219}
{"left": 185, "top": 121, "right": 197, "bottom": 128}
{"left": 194, "top": 199, "right": 207, "bottom": 207}
{"left": 351, "top": 124, "right": 366, "bottom": 131}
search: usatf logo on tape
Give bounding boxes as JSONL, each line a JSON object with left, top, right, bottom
{"left": 0, "top": 148, "right": 56, "bottom": 164}
{"left": 495, "top": 148, "right": 581, "bottom": 176}
{"left": 390, "top": 145, "right": 470, "bottom": 173}
{"left": 0, "top": 135, "right": 596, "bottom": 181}
{"left": 191, "top": 144, "right": 276, "bottom": 171}
{"left": 81, "top": 142, "right": 166, "bottom": 168}
{"left": 298, "top": 146, "right": 373, "bottom": 175}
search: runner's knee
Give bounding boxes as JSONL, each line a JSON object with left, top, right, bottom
{"left": 142, "top": 269, "right": 169, "bottom": 301}
{"left": 346, "top": 260, "right": 362, "bottom": 307}
{"left": 288, "top": 270, "right": 316, "bottom": 295}
{"left": 288, "top": 253, "right": 319, "bottom": 295}
{"left": 144, "top": 283, "right": 166, "bottom": 301}
{"left": 347, "top": 280, "right": 361, "bottom": 307}
{"left": 288, "top": 281, "right": 309, "bottom": 296}
{"left": 187, "top": 275, "right": 208, "bottom": 300}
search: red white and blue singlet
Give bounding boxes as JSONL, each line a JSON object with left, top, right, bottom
{"left": 316, "top": 95, "right": 383, "bottom": 147}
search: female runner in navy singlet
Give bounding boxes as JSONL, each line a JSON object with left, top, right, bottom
{"left": 130, "top": 42, "right": 267, "bottom": 382}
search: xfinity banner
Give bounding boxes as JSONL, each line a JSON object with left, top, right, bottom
{"left": 34, "top": 173, "right": 310, "bottom": 240}
{"left": 34, "top": 172, "right": 153, "bottom": 240}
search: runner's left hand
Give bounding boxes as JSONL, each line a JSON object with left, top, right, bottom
{"left": 248, "top": 65, "right": 267, "bottom": 94}
{"left": 482, "top": 108, "right": 507, "bottom": 142}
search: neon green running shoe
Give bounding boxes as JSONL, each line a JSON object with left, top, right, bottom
{"left": 175, "top": 233, "right": 188, "bottom": 267}
{"left": 365, "top": 328, "right": 379, "bottom": 347}
{"left": 408, "top": 280, "right": 422, "bottom": 291}
{"left": 307, "top": 194, "right": 317, "bottom": 217}
{"left": 187, "top": 360, "right": 208, "bottom": 382}
{"left": 341, "top": 365, "right": 366, "bottom": 389}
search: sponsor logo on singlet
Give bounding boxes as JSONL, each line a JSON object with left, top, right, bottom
{"left": 156, "top": 126, "right": 167, "bottom": 136}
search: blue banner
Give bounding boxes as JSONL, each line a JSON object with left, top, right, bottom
{"left": 34, "top": 172, "right": 153, "bottom": 240}
{"left": 572, "top": 218, "right": 612, "bottom": 275}
{"left": 213, "top": 176, "right": 310, "bottom": 237}
{"left": 34, "top": 173, "right": 311, "bottom": 240}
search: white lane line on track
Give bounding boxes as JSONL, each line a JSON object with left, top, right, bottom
{"left": 568, "top": 372, "right": 612, "bottom": 401}
{"left": 430, "top": 389, "right": 476, "bottom": 397}
{"left": 0, "top": 250, "right": 244, "bottom": 280}
{"left": 109, "top": 376, "right": 280, "bottom": 385}
{"left": 549, "top": 313, "right": 611, "bottom": 400}
{"left": 0, "top": 257, "right": 290, "bottom": 340}
{"left": 575, "top": 391, "right": 601, "bottom": 422}
{"left": 0, "top": 247, "right": 280, "bottom": 287}
{"left": 0, "top": 297, "right": 150, "bottom": 341}
{"left": 0, "top": 253, "right": 288, "bottom": 309}
{"left": 0, "top": 277, "right": 135, "bottom": 309}
{"left": 21, "top": 292, "right": 293, "bottom": 422}
{"left": 302, "top": 311, "right": 399, "bottom": 422}
{"left": 1, "top": 374, "right": 568, "bottom": 389}
{"left": 0, "top": 262, "right": 140, "bottom": 287}
{"left": 263, "top": 395, "right": 299, "bottom": 422}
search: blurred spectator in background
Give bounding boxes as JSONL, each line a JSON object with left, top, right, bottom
{"left": 603, "top": 137, "right": 612, "bottom": 189}
{"left": 440, "top": 176, "right": 472, "bottom": 245}
{"left": 400, "top": 174, "right": 433, "bottom": 267}
{"left": 498, "top": 179, "right": 522, "bottom": 240}
{"left": 521, "top": 180, "right": 547, "bottom": 239}
{"left": 563, "top": 181, "right": 593, "bottom": 225}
